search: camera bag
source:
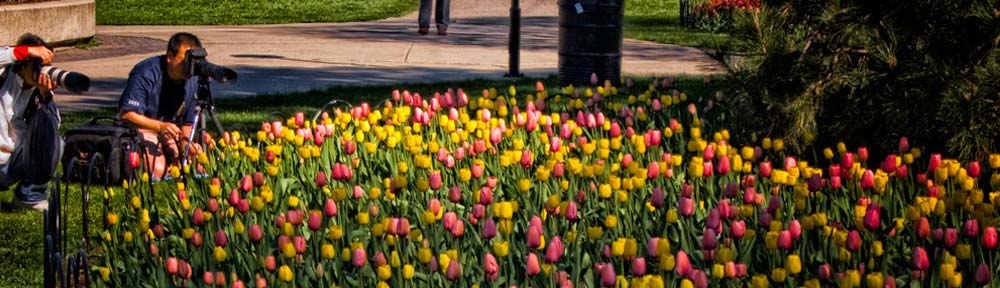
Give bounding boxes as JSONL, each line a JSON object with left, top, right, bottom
{"left": 61, "top": 117, "right": 141, "bottom": 184}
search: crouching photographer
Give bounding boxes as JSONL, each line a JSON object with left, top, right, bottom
{"left": 119, "top": 32, "right": 234, "bottom": 180}
{"left": 0, "top": 34, "right": 65, "bottom": 211}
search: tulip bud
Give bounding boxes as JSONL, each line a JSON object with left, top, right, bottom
{"left": 929, "top": 153, "right": 942, "bottom": 173}
{"left": 702, "top": 229, "right": 717, "bottom": 250}
{"left": 913, "top": 246, "right": 929, "bottom": 270}
{"left": 945, "top": 228, "right": 958, "bottom": 247}
{"left": 249, "top": 224, "right": 262, "bottom": 243}
{"left": 759, "top": 161, "right": 773, "bottom": 177}
{"left": 215, "top": 229, "right": 228, "bottom": 247}
{"left": 484, "top": 253, "right": 499, "bottom": 282}
{"left": 632, "top": 257, "right": 647, "bottom": 276}
{"left": 865, "top": 206, "right": 881, "bottom": 231}
{"left": 527, "top": 226, "right": 543, "bottom": 249}
{"left": 846, "top": 230, "right": 861, "bottom": 251}
{"left": 861, "top": 169, "right": 875, "bottom": 190}
{"left": 192, "top": 208, "right": 204, "bottom": 226}
{"left": 352, "top": 248, "right": 367, "bottom": 268}
{"left": 778, "top": 230, "right": 793, "bottom": 250}
{"left": 599, "top": 263, "right": 616, "bottom": 287}
{"left": 976, "top": 263, "right": 991, "bottom": 285}
{"left": 315, "top": 171, "right": 327, "bottom": 187}
{"left": 730, "top": 220, "right": 746, "bottom": 239}
{"left": 526, "top": 253, "right": 541, "bottom": 276}
{"left": 429, "top": 171, "right": 442, "bottom": 190}
{"left": 679, "top": 197, "right": 695, "bottom": 217}
{"left": 789, "top": 219, "right": 802, "bottom": 239}
{"left": 546, "top": 236, "right": 565, "bottom": 263}
{"left": 676, "top": 250, "right": 692, "bottom": 277}
{"left": 968, "top": 161, "right": 982, "bottom": 178}
{"left": 965, "top": 219, "right": 980, "bottom": 237}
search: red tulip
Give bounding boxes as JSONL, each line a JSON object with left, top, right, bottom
{"left": 520, "top": 150, "right": 533, "bottom": 168}
{"left": 929, "top": 153, "right": 942, "bottom": 173}
{"left": 448, "top": 186, "right": 461, "bottom": 203}
{"left": 864, "top": 206, "right": 881, "bottom": 230}
{"left": 315, "top": 171, "right": 327, "bottom": 187}
{"left": 308, "top": 211, "right": 322, "bottom": 231}
{"left": 968, "top": 161, "right": 981, "bottom": 178}
{"left": 398, "top": 218, "right": 411, "bottom": 236}
{"left": 861, "top": 169, "right": 874, "bottom": 190}
{"left": 648, "top": 161, "right": 660, "bottom": 179}
{"left": 215, "top": 229, "right": 228, "bottom": 247}
{"left": 899, "top": 137, "right": 909, "bottom": 152}
{"left": 842, "top": 152, "right": 855, "bottom": 173}
{"left": 683, "top": 183, "right": 694, "bottom": 197}
{"left": 240, "top": 175, "right": 253, "bottom": 193}
{"left": 450, "top": 219, "right": 465, "bottom": 237}
{"left": 228, "top": 189, "right": 240, "bottom": 206}
{"left": 484, "top": 253, "right": 499, "bottom": 282}
{"left": 632, "top": 257, "right": 647, "bottom": 276}
{"left": 526, "top": 253, "right": 541, "bottom": 276}
{"left": 717, "top": 155, "right": 731, "bottom": 175}
{"left": 983, "top": 226, "right": 998, "bottom": 249}
{"left": 858, "top": 146, "right": 869, "bottom": 162}
{"left": 129, "top": 151, "right": 140, "bottom": 169}
{"left": 480, "top": 187, "right": 493, "bottom": 205}
{"left": 881, "top": 155, "right": 897, "bottom": 174}
{"left": 830, "top": 176, "right": 842, "bottom": 189}
{"left": 167, "top": 257, "right": 179, "bottom": 275}
{"left": 916, "top": 173, "right": 927, "bottom": 185}
{"left": 703, "top": 161, "right": 714, "bottom": 177}
{"left": 287, "top": 210, "right": 303, "bottom": 226}
{"left": 249, "top": 223, "right": 262, "bottom": 243}
{"left": 703, "top": 144, "right": 716, "bottom": 161}
{"left": 913, "top": 246, "right": 929, "bottom": 270}
{"left": 846, "top": 230, "right": 861, "bottom": 251}
{"left": 191, "top": 231, "right": 202, "bottom": 247}
{"left": 203, "top": 271, "right": 215, "bottom": 285}
{"left": 443, "top": 212, "right": 458, "bottom": 231}
{"left": 676, "top": 250, "right": 692, "bottom": 277}
{"left": 692, "top": 270, "right": 709, "bottom": 288}
{"left": 192, "top": 208, "right": 204, "bottom": 226}
{"left": 208, "top": 198, "right": 219, "bottom": 213}
{"left": 818, "top": 263, "right": 832, "bottom": 280}
{"left": 917, "top": 217, "right": 931, "bottom": 239}
{"left": 237, "top": 198, "right": 249, "bottom": 214}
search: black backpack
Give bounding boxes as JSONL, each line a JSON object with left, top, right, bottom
{"left": 61, "top": 117, "right": 142, "bottom": 185}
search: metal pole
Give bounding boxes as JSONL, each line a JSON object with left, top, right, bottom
{"left": 505, "top": 0, "right": 523, "bottom": 78}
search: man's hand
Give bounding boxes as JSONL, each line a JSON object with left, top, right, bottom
{"left": 159, "top": 121, "right": 181, "bottom": 137}
{"left": 36, "top": 73, "right": 56, "bottom": 103}
{"left": 27, "top": 46, "right": 53, "bottom": 65}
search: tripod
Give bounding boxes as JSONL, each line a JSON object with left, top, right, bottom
{"left": 181, "top": 76, "right": 225, "bottom": 169}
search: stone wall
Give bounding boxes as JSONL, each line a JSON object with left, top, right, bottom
{"left": 0, "top": 0, "right": 95, "bottom": 46}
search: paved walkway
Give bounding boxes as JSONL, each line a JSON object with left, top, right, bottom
{"left": 55, "top": 0, "right": 721, "bottom": 112}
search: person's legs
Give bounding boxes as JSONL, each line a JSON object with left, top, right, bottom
{"left": 435, "top": 0, "right": 450, "bottom": 35}
{"left": 9, "top": 102, "right": 61, "bottom": 210}
{"left": 138, "top": 128, "right": 168, "bottom": 180}
{"left": 418, "top": 0, "right": 433, "bottom": 34}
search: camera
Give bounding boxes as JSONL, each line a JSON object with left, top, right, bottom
{"left": 184, "top": 48, "right": 237, "bottom": 82}
{"left": 29, "top": 62, "right": 91, "bottom": 94}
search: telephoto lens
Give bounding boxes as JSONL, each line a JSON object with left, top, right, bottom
{"left": 40, "top": 66, "right": 90, "bottom": 94}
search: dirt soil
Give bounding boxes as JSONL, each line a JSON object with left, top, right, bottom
{"left": 56, "top": 35, "right": 165, "bottom": 62}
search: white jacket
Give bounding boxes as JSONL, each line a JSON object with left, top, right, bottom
{"left": 0, "top": 46, "right": 42, "bottom": 165}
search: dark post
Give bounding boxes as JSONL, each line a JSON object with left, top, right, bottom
{"left": 505, "top": 0, "right": 523, "bottom": 78}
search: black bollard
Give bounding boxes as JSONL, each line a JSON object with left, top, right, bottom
{"left": 505, "top": 0, "right": 523, "bottom": 78}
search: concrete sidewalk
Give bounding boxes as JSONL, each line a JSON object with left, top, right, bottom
{"left": 54, "top": 1, "right": 721, "bottom": 112}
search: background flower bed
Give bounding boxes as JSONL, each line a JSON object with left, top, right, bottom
{"left": 90, "top": 76, "right": 1000, "bottom": 287}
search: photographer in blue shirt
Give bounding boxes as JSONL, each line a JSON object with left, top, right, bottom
{"left": 118, "top": 32, "right": 200, "bottom": 180}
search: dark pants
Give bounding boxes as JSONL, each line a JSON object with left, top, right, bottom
{"left": 419, "top": 0, "right": 450, "bottom": 28}
{"left": 2, "top": 101, "right": 61, "bottom": 203}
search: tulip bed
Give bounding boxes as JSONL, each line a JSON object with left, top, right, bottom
{"left": 94, "top": 78, "right": 1000, "bottom": 288}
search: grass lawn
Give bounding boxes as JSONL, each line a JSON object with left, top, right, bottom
{"left": 624, "top": 0, "right": 731, "bottom": 50}
{"left": 1, "top": 75, "right": 713, "bottom": 287}
{"left": 96, "top": 0, "right": 419, "bottom": 25}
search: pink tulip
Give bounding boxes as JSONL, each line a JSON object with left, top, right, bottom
{"left": 679, "top": 197, "right": 695, "bottom": 217}
{"left": 203, "top": 271, "right": 215, "bottom": 285}
{"left": 857, "top": 146, "right": 869, "bottom": 162}
{"left": 398, "top": 218, "right": 411, "bottom": 236}
{"left": 730, "top": 220, "right": 746, "bottom": 239}
{"left": 241, "top": 175, "right": 253, "bottom": 193}
{"left": 191, "top": 232, "right": 202, "bottom": 247}
{"left": 842, "top": 152, "right": 855, "bottom": 173}
{"left": 294, "top": 236, "right": 306, "bottom": 254}
{"left": 830, "top": 176, "right": 842, "bottom": 189}
{"left": 965, "top": 219, "right": 980, "bottom": 237}
{"left": 526, "top": 253, "right": 541, "bottom": 276}
{"left": 692, "top": 270, "right": 709, "bottom": 288}
{"left": 472, "top": 162, "right": 484, "bottom": 179}
{"left": 610, "top": 122, "right": 621, "bottom": 138}
{"left": 881, "top": 155, "right": 897, "bottom": 174}
{"left": 682, "top": 183, "right": 694, "bottom": 197}
{"left": 443, "top": 212, "right": 458, "bottom": 231}
{"left": 520, "top": 150, "right": 533, "bottom": 168}
{"left": 913, "top": 246, "right": 929, "bottom": 270}
{"left": 818, "top": 264, "right": 832, "bottom": 280}
{"left": 527, "top": 226, "right": 543, "bottom": 249}
{"left": 429, "top": 171, "right": 442, "bottom": 190}
{"left": 565, "top": 201, "right": 579, "bottom": 221}
{"left": 352, "top": 248, "right": 367, "bottom": 268}
{"left": 546, "top": 236, "right": 564, "bottom": 263}
{"left": 945, "top": 228, "right": 958, "bottom": 247}
{"left": 451, "top": 219, "right": 465, "bottom": 237}
{"left": 265, "top": 255, "right": 276, "bottom": 271}
{"left": 759, "top": 161, "right": 773, "bottom": 177}
{"left": 287, "top": 210, "right": 303, "bottom": 226}
{"left": 647, "top": 238, "right": 660, "bottom": 258}
{"left": 632, "top": 257, "right": 647, "bottom": 276}
{"left": 484, "top": 253, "right": 499, "bottom": 282}
{"left": 778, "top": 230, "right": 793, "bottom": 250}
{"left": 482, "top": 219, "right": 497, "bottom": 239}
{"left": 789, "top": 219, "right": 802, "bottom": 239}
{"left": 899, "top": 137, "right": 909, "bottom": 152}
{"left": 861, "top": 169, "right": 874, "bottom": 190}
{"left": 599, "top": 263, "right": 616, "bottom": 287}
{"left": 703, "top": 144, "right": 716, "bottom": 161}
{"left": 228, "top": 189, "right": 240, "bottom": 206}
{"left": 167, "top": 257, "right": 179, "bottom": 275}
{"left": 238, "top": 199, "right": 249, "bottom": 214}
{"left": 324, "top": 198, "right": 337, "bottom": 217}
{"left": 648, "top": 161, "right": 660, "bottom": 179}
{"left": 703, "top": 161, "right": 714, "bottom": 177}
{"left": 207, "top": 198, "right": 219, "bottom": 213}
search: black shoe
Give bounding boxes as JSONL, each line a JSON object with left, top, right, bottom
{"left": 437, "top": 25, "right": 448, "bottom": 36}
